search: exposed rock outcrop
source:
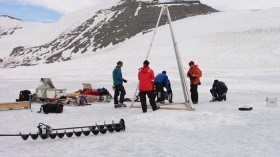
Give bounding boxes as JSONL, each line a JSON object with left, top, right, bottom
{"left": 2, "top": 0, "right": 217, "bottom": 68}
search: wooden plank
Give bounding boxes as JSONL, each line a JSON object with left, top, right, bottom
{"left": 0, "top": 101, "right": 29, "bottom": 110}
{"left": 159, "top": 107, "right": 195, "bottom": 111}
{"left": 129, "top": 104, "right": 195, "bottom": 111}
{"left": 156, "top": 102, "right": 191, "bottom": 106}
{"left": 66, "top": 93, "right": 80, "bottom": 97}
{"left": 132, "top": 102, "right": 191, "bottom": 106}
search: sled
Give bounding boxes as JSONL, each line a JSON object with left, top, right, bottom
{"left": 130, "top": 102, "right": 195, "bottom": 111}
{"left": 33, "top": 78, "right": 66, "bottom": 103}
{"left": 0, "top": 101, "right": 29, "bottom": 110}
{"left": 65, "top": 83, "right": 112, "bottom": 104}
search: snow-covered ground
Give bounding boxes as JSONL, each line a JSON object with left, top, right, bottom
{"left": 1, "top": 7, "right": 280, "bottom": 157}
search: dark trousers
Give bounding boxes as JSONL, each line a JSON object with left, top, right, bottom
{"left": 139, "top": 91, "right": 157, "bottom": 112}
{"left": 155, "top": 82, "right": 165, "bottom": 102}
{"left": 210, "top": 89, "right": 226, "bottom": 101}
{"left": 190, "top": 84, "right": 198, "bottom": 103}
{"left": 114, "top": 84, "right": 126, "bottom": 104}
{"left": 167, "top": 90, "right": 173, "bottom": 103}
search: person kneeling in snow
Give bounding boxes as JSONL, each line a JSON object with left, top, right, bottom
{"left": 154, "top": 71, "right": 169, "bottom": 103}
{"left": 210, "top": 79, "right": 228, "bottom": 102}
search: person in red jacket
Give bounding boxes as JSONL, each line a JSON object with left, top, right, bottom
{"left": 187, "top": 61, "right": 202, "bottom": 104}
{"left": 138, "top": 60, "right": 158, "bottom": 113}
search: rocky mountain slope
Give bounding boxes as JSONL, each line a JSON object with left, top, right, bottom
{"left": 1, "top": 0, "right": 217, "bottom": 68}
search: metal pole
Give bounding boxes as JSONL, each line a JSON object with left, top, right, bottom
{"left": 131, "top": 6, "right": 165, "bottom": 107}
{"left": 29, "top": 94, "right": 32, "bottom": 110}
{"left": 0, "top": 134, "right": 21, "bottom": 136}
{"left": 166, "top": 6, "right": 192, "bottom": 109}
{"left": 146, "top": 6, "right": 165, "bottom": 59}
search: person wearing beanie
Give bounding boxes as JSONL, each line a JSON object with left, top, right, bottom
{"left": 112, "top": 61, "right": 127, "bottom": 108}
{"left": 143, "top": 60, "right": 149, "bottom": 65}
{"left": 138, "top": 60, "right": 158, "bottom": 113}
{"left": 187, "top": 61, "right": 202, "bottom": 104}
{"left": 210, "top": 79, "right": 228, "bottom": 102}
{"left": 154, "top": 70, "right": 170, "bottom": 103}
{"left": 189, "top": 61, "right": 194, "bottom": 66}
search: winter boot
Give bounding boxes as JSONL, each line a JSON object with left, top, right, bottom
{"left": 119, "top": 103, "right": 127, "bottom": 107}
{"left": 114, "top": 104, "right": 122, "bottom": 108}
{"left": 223, "top": 95, "right": 227, "bottom": 101}
{"left": 153, "top": 106, "right": 160, "bottom": 111}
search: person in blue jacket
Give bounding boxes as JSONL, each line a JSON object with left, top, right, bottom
{"left": 210, "top": 79, "right": 228, "bottom": 102}
{"left": 154, "top": 71, "right": 169, "bottom": 103}
{"left": 112, "top": 61, "right": 127, "bottom": 108}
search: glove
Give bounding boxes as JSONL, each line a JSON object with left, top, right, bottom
{"left": 123, "top": 79, "right": 127, "bottom": 83}
{"left": 167, "top": 89, "right": 172, "bottom": 94}
{"left": 188, "top": 73, "right": 196, "bottom": 80}
{"left": 153, "top": 86, "right": 157, "bottom": 94}
{"left": 190, "top": 76, "right": 196, "bottom": 80}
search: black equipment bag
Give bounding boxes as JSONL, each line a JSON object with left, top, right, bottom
{"left": 16, "top": 90, "right": 31, "bottom": 102}
{"left": 97, "top": 88, "right": 110, "bottom": 96}
{"left": 38, "top": 103, "right": 63, "bottom": 114}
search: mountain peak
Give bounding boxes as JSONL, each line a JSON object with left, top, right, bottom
{"left": 0, "top": 15, "right": 22, "bottom": 21}
{"left": 1, "top": 0, "right": 216, "bottom": 68}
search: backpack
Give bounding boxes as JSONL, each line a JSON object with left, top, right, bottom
{"left": 78, "top": 95, "right": 90, "bottom": 106}
{"left": 38, "top": 102, "right": 63, "bottom": 114}
{"left": 16, "top": 90, "right": 31, "bottom": 102}
{"left": 97, "top": 88, "right": 110, "bottom": 96}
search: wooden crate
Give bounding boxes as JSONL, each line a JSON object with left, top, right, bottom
{"left": 0, "top": 101, "right": 30, "bottom": 110}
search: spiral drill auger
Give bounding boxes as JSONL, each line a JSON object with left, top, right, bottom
{"left": 0, "top": 119, "right": 125, "bottom": 140}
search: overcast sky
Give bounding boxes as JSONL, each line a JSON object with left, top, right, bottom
{"left": 1, "top": 0, "right": 280, "bottom": 22}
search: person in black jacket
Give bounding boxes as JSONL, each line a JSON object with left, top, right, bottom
{"left": 210, "top": 79, "right": 228, "bottom": 102}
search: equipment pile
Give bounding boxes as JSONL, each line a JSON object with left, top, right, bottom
{"left": 30, "top": 78, "right": 112, "bottom": 105}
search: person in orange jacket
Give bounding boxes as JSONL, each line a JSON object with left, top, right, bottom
{"left": 187, "top": 61, "right": 202, "bottom": 104}
{"left": 138, "top": 60, "right": 158, "bottom": 113}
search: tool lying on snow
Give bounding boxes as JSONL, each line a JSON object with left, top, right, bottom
{"left": 238, "top": 106, "right": 253, "bottom": 111}
{"left": 0, "top": 119, "right": 125, "bottom": 140}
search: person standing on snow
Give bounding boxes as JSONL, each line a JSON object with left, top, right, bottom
{"left": 187, "top": 61, "right": 202, "bottom": 104}
{"left": 138, "top": 60, "right": 158, "bottom": 113}
{"left": 210, "top": 79, "right": 228, "bottom": 102}
{"left": 112, "top": 61, "right": 127, "bottom": 108}
{"left": 154, "top": 70, "right": 169, "bottom": 103}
